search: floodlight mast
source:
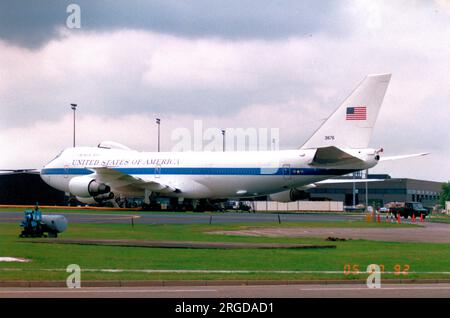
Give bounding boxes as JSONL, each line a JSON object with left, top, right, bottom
{"left": 70, "top": 103, "right": 77, "bottom": 147}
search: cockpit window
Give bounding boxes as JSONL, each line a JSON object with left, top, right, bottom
{"left": 413, "top": 203, "right": 424, "bottom": 210}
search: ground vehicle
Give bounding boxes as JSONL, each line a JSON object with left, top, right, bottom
{"left": 19, "top": 205, "right": 68, "bottom": 237}
{"left": 384, "top": 202, "right": 429, "bottom": 219}
{"left": 379, "top": 206, "right": 389, "bottom": 213}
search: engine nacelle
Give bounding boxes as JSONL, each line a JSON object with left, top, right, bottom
{"left": 76, "top": 196, "right": 97, "bottom": 205}
{"left": 69, "top": 176, "right": 110, "bottom": 197}
{"left": 269, "top": 189, "right": 310, "bottom": 202}
{"left": 76, "top": 192, "right": 115, "bottom": 205}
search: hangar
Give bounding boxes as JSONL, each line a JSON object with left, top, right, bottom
{"left": 0, "top": 172, "right": 65, "bottom": 205}
{"left": 307, "top": 174, "right": 442, "bottom": 208}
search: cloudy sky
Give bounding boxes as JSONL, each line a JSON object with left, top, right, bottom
{"left": 0, "top": 0, "right": 449, "bottom": 181}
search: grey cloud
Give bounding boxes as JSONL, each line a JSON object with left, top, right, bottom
{"left": 0, "top": 73, "right": 315, "bottom": 129}
{"left": 0, "top": 0, "right": 66, "bottom": 48}
{"left": 0, "top": 0, "right": 349, "bottom": 48}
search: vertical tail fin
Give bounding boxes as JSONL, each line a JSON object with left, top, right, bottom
{"left": 301, "top": 73, "right": 391, "bottom": 149}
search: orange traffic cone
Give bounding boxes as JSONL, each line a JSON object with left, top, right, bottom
{"left": 397, "top": 214, "right": 401, "bottom": 224}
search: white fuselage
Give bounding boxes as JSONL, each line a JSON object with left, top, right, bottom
{"left": 40, "top": 147, "right": 379, "bottom": 200}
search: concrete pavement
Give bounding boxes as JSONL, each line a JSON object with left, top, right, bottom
{"left": 0, "top": 283, "right": 449, "bottom": 298}
{"left": 0, "top": 211, "right": 363, "bottom": 224}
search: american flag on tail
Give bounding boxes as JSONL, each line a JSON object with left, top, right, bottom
{"left": 346, "top": 106, "right": 366, "bottom": 120}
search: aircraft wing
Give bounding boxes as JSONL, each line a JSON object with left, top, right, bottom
{"left": 379, "top": 152, "right": 429, "bottom": 161}
{"left": 309, "top": 146, "right": 364, "bottom": 166}
{"left": 0, "top": 169, "right": 40, "bottom": 174}
{"left": 91, "top": 167, "right": 180, "bottom": 194}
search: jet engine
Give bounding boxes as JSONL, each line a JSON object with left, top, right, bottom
{"left": 268, "top": 188, "right": 311, "bottom": 202}
{"left": 75, "top": 196, "right": 97, "bottom": 205}
{"left": 76, "top": 192, "right": 114, "bottom": 204}
{"left": 69, "top": 176, "right": 111, "bottom": 197}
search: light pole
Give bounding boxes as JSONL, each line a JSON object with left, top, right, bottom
{"left": 365, "top": 169, "right": 369, "bottom": 210}
{"left": 70, "top": 104, "right": 77, "bottom": 147}
{"left": 221, "top": 129, "right": 226, "bottom": 152}
{"left": 352, "top": 172, "right": 356, "bottom": 208}
{"left": 156, "top": 118, "right": 161, "bottom": 152}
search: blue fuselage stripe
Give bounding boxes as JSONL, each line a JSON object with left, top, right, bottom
{"left": 40, "top": 167, "right": 358, "bottom": 176}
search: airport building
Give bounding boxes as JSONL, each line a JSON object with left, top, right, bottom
{"left": 307, "top": 174, "right": 442, "bottom": 208}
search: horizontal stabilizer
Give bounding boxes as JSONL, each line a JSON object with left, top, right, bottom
{"left": 310, "top": 146, "right": 364, "bottom": 166}
{"left": 380, "top": 152, "right": 429, "bottom": 161}
{"left": 315, "top": 178, "right": 384, "bottom": 185}
{"left": 0, "top": 169, "right": 40, "bottom": 175}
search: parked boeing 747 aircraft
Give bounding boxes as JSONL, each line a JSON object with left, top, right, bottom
{"left": 40, "top": 74, "right": 427, "bottom": 207}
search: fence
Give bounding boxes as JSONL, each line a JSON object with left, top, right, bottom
{"left": 253, "top": 201, "right": 343, "bottom": 212}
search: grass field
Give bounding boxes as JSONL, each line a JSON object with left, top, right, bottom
{"left": 430, "top": 213, "right": 450, "bottom": 224}
{"left": 0, "top": 219, "right": 449, "bottom": 282}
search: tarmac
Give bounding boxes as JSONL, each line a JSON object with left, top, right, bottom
{"left": 0, "top": 211, "right": 363, "bottom": 224}
{"left": 1, "top": 283, "right": 449, "bottom": 298}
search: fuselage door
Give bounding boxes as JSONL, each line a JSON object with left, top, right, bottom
{"left": 282, "top": 164, "right": 291, "bottom": 180}
{"left": 155, "top": 164, "right": 161, "bottom": 178}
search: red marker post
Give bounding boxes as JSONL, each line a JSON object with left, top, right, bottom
{"left": 397, "top": 214, "right": 401, "bottom": 224}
